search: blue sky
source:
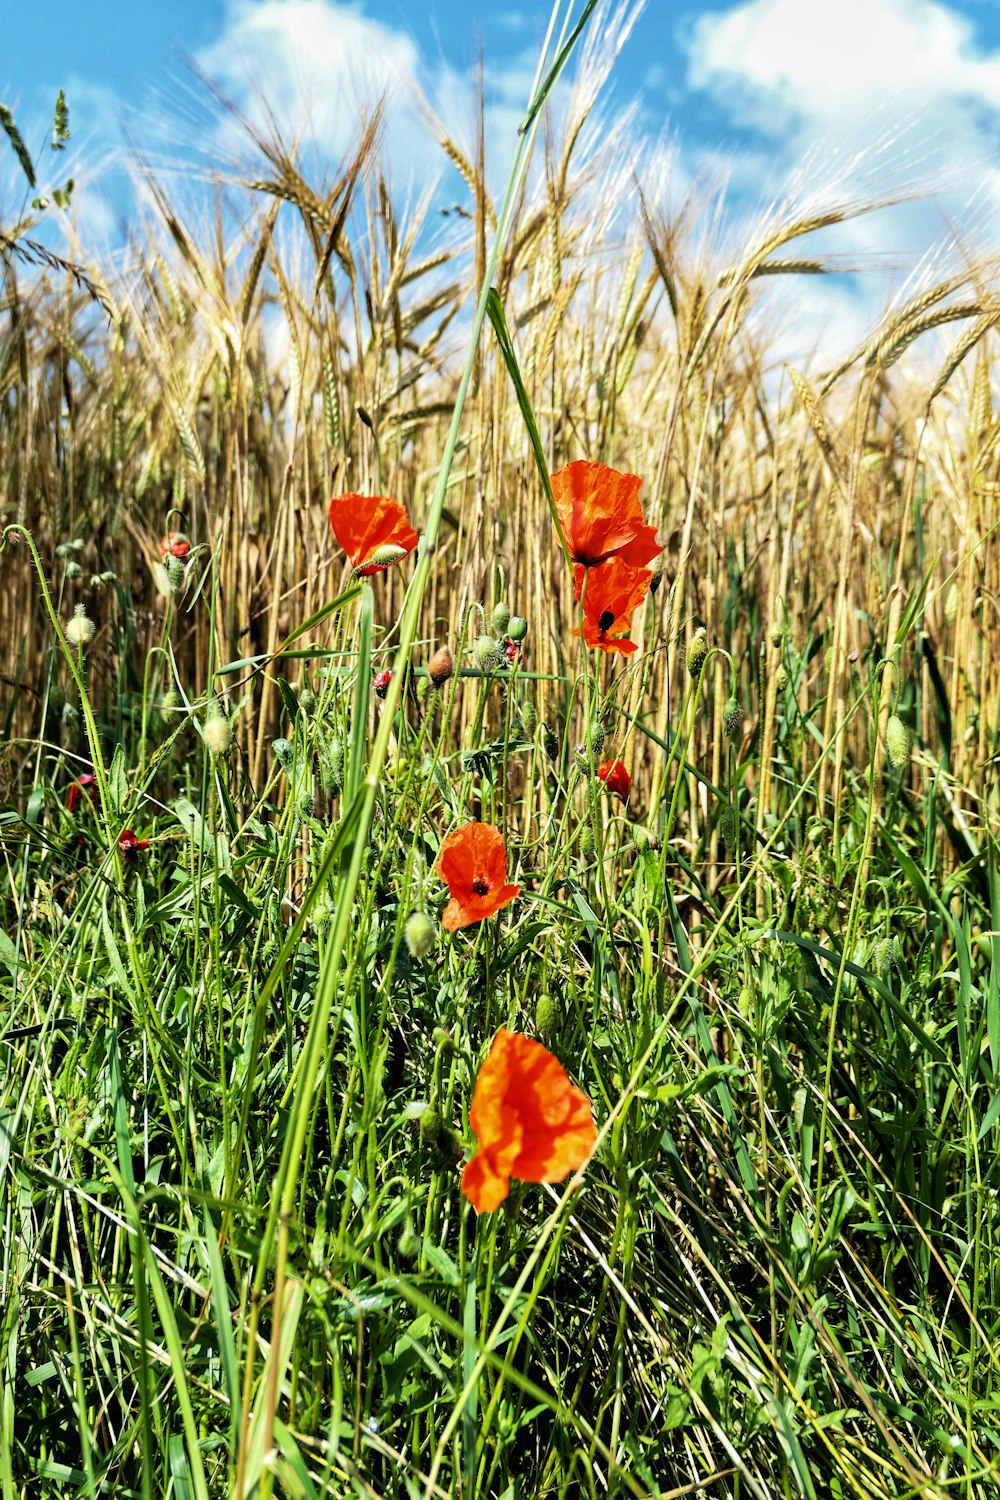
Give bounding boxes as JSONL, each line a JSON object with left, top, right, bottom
{"left": 6, "top": 0, "right": 1000, "bottom": 364}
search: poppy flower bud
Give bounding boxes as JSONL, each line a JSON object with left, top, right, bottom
{"left": 775, "top": 664, "right": 789, "bottom": 690}
{"left": 631, "top": 825, "right": 658, "bottom": 853}
{"left": 203, "top": 712, "right": 232, "bottom": 756}
{"left": 432, "top": 1026, "right": 456, "bottom": 1057}
{"left": 723, "top": 696, "right": 744, "bottom": 743}
{"left": 507, "top": 615, "right": 528, "bottom": 642}
{"left": 272, "top": 737, "right": 294, "bottom": 773}
{"left": 491, "top": 601, "right": 511, "bottom": 636}
{"left": 66, "top": 604, "right": 95, "bottom": 649}
{"left": 686, "top": 627, "right": 708, "bottom": 679}
{"left": 405, "top": 911, "right": 436, "bottom": 958}
{"left": 535, "top": 994, "right": 559, "bottom": 1043}
{"left": 165, "top": 555, "right": 186, "bottom": 594}
{"left": 520, "top": 701, "right": 537, "bottom": 737}
{"left": 769, "top": 623, "right": 783, "bottom": 649}
{"left": 874, "top": 935, "right": 899, "bottom": 977}
{"left": 543, "top": 723, "right": 560, "bottom": 760}
{"left": 886, "top": 715, "right": 910, "bottom": 770}
{"left": 327, "top": 735, "right": 344, "bottom": 786}
{"left": 396, "top": 1220, "right": 419, "bottom": 1260}
{"left": 502, "top": 638, "right": 519, "bottom": 665}
{"left": 368, "top": 542, "right": 411, "bottom": 572}
{"left": 419, "top": 1105, "right": 443, "bottom": 1145}
{"left": 374, "top": 669, "right": 392, "bottom": 699}
{"left": 473, "top": 635, "right": 504, "bottom": 672}
{"left": 427, "top": 645, "right": 454, "bottom": 687}
{"left": 581, "top": 825, "right": 596, "bottom": 861}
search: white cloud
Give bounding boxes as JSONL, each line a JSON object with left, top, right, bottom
{"left": 687, "top": 0, "right": 1000, "bottom": 132}
{"left": 681, "top": 0, "right": 1000, "bottom": 370}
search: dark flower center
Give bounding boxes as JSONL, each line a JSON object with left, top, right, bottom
{"left": 598, "top": 610, "right": 615, "bottom": 633}
{"left": 472, "top": 876, "right": 490, "bottom": 897}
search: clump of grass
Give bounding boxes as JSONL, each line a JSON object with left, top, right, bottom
{"left": 3, "top": 4, "right": 1000, "bottom": 1496}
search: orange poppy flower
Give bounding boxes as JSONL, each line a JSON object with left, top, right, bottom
{"left": 160, "top": 531, "right": 190, "bottom": 559}
{"left": 551, "top": 460, "right": 660, "bottom": 568}
{"left": 328, "top": 492, "right": 419, "bottom": 576}
{"left": 597, "top": 759, "right": 631, "bottom": 799}
{"left": 461, "top": 1028, "right": 597, "bottom": 1212}
{"left": 573, "top": 559, "right": 652, "bottom": 656}
{"left": 436, "top": 822, "right": 520, "bottom": 931}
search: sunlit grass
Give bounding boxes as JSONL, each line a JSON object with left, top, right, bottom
{"left": 3, "top": 2, "right": 1000, "bottom": 1495}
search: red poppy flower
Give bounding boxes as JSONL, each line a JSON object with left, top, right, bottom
{"left": 161, "top": 532, "right": 190, "bottom": 559}
{"left": 461, "top": 1028, "right": 597, "bottom": 1212}
{"left": 436, "top": 823, "right": 520, "bottom": 932}
{"left": 373, "top": 669, "right": 392, "bottom": 699}
{"left": 66, "top": 772, "right": 99, "bottom": 814}
{"left": 328, "top": 492, "right": 419, "bottom": 576}
{"left": 118, "top": 829, "right": 150, "bottom": 862}
{"left": 551, "top": 460, "right": 660, "bottom": 568}
{"left": 597, "top": 759, "right": 631, "bottom": 799}
{"left": 573, "top": 559, "right": 652, "bottom": 656}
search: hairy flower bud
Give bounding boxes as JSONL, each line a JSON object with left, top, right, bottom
{"left": 723, "top": 697, "right": 744, "bottom": 743}
{"left": 65, "top": 604, "right": 95, "bottom": 648}
{"left": 203, "top": 712, "right": 232, "bottom": 756}
{"left": 427, "top": 645, "right": 454, "bottom": 687}
{"left": 473, "top": 634, "right": 504, "bottom": 672}
{"left": 165, "top": 554, "right": 186, "bottom": 594}
{"left": 535, "top": 994, "right": 559, "bottom": 1043}
{"left": 272, "top": 737, "right": 294, "bottom": 773}
{"left": 405, "top": 911, "right": 436, "bottom": 958}
{"left": 490, "top": 601, "right": 511, "bottom": 636}
{"left": 886, "top": 715, "right": 910, "bottom": 770}
{"left": 686, "top": 626, "right": 708, "bottom": 680}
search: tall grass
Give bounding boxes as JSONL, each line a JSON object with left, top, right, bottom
{"left": 3, "top": 4, "right": 1000, "bottom": 1495}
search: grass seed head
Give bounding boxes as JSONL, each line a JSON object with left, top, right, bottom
{"left": 719, "top": 805, "right": 738, "bottom": 849}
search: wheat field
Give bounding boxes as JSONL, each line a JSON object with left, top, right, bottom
{"left": 3, "top": 4, "right": 1000, "bottom": 1496}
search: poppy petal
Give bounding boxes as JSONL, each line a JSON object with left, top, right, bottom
{"left": 328, "top": 492, "right": 418, "bottom": 572}
{"left": 462, "top": 1029, "right": 596, "bottom": 1213}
